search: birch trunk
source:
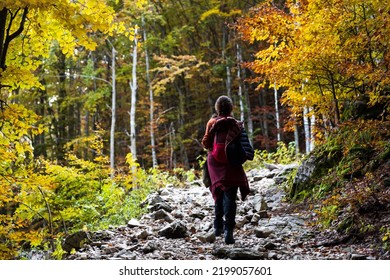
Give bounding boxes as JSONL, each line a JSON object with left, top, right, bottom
{"left": 310, "top": 109, "right": 316, "bottom": 152}
{"left": 236, "top": 44, "right": 244, "bottom": 122}
{"left": 110, "top": 46, "right": 116, "bottom": 176}
{"left": 143, "top": 16, "right": 158, "bottom": 168}
{"left": 303, "top": 106, "right": 311, "bottom": 154}
{"left": 294, "top": 120, "right": 300, "bottom": 155}
{"left": 274, "top": 83, "right": 281, "bottom": 142}
{"left": 222, "top": 26, "right": 231, "bottom": 99}
{"left": 129, "top": 27, "right": 138, "bottom": 160}
{"left": 237, "top": 43, "right": 253, "bottom": 143}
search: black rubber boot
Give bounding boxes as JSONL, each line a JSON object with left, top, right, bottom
{"left": 224, "top": 229, "right": 235, "bottom": 244}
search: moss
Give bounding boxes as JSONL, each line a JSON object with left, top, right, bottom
{"left": 379, "top": 145, "right": 390, "bottom": 161}
{"left": 337, "top": 216, "right": 354, "bottom": 234}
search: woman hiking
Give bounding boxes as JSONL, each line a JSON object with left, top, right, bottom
{"left": 201, "top": 95, "right": 252, "bottom": 244}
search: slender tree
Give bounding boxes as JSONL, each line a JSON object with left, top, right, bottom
{"left": 129, "top": 27, "right": 139, "bottom": 160}
{"left": 110, "top": 44, "right": 117, "bottom": 175}
{"left": 143, "top": 15, "right": 158, "bottom": 168}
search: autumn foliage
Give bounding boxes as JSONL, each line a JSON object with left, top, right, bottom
{"left": 236, "top": 0, "right": 389, "bottom": 131}
{"left": 1, "top": 0, "right": 390, "bottom": 259}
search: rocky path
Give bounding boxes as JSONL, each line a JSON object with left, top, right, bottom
{"left": 65, "top": 164, "right": 385, "bottom": 260}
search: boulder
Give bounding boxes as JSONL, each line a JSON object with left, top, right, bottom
{"left": 212, "top": 247, "right": 266, "bottom": 260}
{"left": 158, "top": 221, "right": 188, "bottom": 239}
{"left": 254, "top": 227, "right": 273, "bottom": 238}
{"left": 196, "top": 231, "right": 216, "bottom": 243}
{"left": 150, "top": 209, "right": 174, "bottom": 222}
{"left": 62, "top": 231, "right": 90, "bottom": 253}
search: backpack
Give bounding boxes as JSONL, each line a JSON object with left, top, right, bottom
{"left": 226, "top": 127, "right": 254, "bottom": 167}
{"left": 211, "top": 131, "right": 228, "bottom": 163}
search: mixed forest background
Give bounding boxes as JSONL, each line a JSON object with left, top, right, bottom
{"left": 0, "top": 0, "right": 389, "bottom": 259}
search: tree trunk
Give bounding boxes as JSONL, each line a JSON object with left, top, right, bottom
{"left": 259, "top": 91, "right": 270, "bottom": 151}
{"left": 0, "top": 8, "right": 8, "bottom": 72}
{"left": 330, "top": 73, "right": 341, "bottom": 126}
{"left": 110, "top": 45, "right": 117, "bottom": 176}
{"left": 34, "top": 77, "right": 47, "bottom": 157}
{"left": 175, "top": 79, "right": 189, "bottom": 169}
{"left": 0, "top": 8, "right": 28, "bottom": 72}
{"left": 310, "top": 109, "right": 316, "bottom": 152}
{"left": 274, "top": 83, "right": 281, "bottom": 142}
{"left": 293, "top": 118, "right": 300, "bottom": 155}
{"left": 143, "top": 16, "right": 158, "bottom": 168}
{"left": 129, "top": 27, "right": 138, "bottom": 161}
{"left": 237, "top": 43, "right": 253, "bottom": 144}
{"left": 56, "top": 50, "right": 67, "bottom": 162}
{"left": 303, "top": 106, "right": 311, "bottom": 154}
{"left": 222, "top": 26, "right": 231, "bottom": 99}
{"left": 236, "top": 44, "right": 244, "bottom": 122}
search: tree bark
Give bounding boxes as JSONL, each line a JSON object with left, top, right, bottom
{"left": 110, "top": 45, "right": 117, "bottom": 175}
{"left": 236, "top": 44, "right": 244, "bottom": 122}
{"left": 303, "top": 106, "right": 311, "bottom": 154}
{"left": 222, "top": 26, "right": 231, "bottom": 99}
{"left": 129, "top": 27, "right": 138, "bottom": 161}
{"left": 143, "top": 16, "right": 158, "bottom": 168}
{"left": 310, "top": 109, "right": 316, "bottom": 152}
{"left": 294, "top": 120, "right": 300, "bottom": 155}
{"left": 274, "top": 83, "right": 281, "bottom": 142}
{"left": 0, "top": 8, "right": 28, "bottom": 71}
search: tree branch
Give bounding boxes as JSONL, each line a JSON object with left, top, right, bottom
{"left": 1, "top": 7, "right": 29, "bottom": 70}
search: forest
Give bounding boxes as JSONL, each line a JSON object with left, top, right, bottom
{"left": 0, "top": 0, "right": 389, "bottom": 259}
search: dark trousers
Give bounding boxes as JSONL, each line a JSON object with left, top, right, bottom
{"left": 214, "top": 187, "right": 238, "bottom": 231}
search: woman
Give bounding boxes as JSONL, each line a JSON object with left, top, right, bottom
{"left": 201, "top": 95, "right": 250, "bottom": 244}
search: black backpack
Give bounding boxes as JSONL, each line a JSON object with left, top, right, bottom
{"left": 227, "top": 127, "right": 254, "bottom": 167}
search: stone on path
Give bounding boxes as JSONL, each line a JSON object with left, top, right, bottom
{"left": 158, "top": 221, "right": 188, "bottom": 239}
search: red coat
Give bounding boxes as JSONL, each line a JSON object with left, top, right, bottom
{"left": 202, "top": 116, "right": 250, "bottom": 202}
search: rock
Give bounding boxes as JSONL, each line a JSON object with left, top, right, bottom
{"left": 62, "top": 231, "right": 90, "bottom": 253}
{"left": 212, "top": 247, "right": 266, "bottom": 260}
{"left": 137, "top": 230, "right": 149, "bottom": 240}
{"left": 251, "top": 213, "right": 261, "bottom": 224}
{"left": 142, "top": 241, "right": 160, "bottom": 254}
{"left": 252, "top": 169, "right": 272, "bottom": 181}
{"left": 200, "top": 221, "right": 212, "bottom": 232}
{"left": 252, "top": 194, "right": 265, "bottom": 212}
{"left": 158, "top": 221, "right": 188, "bottom": 239}
{"left": 274, "top": 175, "right": 287, "bottom": 184}
{"left": 268, "top": 251, "right": 280, "bottom": 260}
{"left": 160, "top": 188, "right": 173, "bottom": 196}
{"left": 127, "top": 218, "right": 142, "bottom": 228}
{"left": 291, "top": 155, "right": 317, "bottom": 196}
{"left": 264, "top": 163, "right": 280, "bottom": 170}
{"left": 78, "top": 252, "right": 88, "bottom": 259}
{"left": 254, "top": 227, "right": 273, "bottom": 238}
{"left": 119, "top": 253, "right": 137, "bottom": 260}
{"left": 189, "top": 210, "right": 206, "bottom": 219}
{"left": 264, "top": 242, "right": 278, "bottom": 250}
{"left": 148, "top": 202, "right": 173, "bottom": 213}
{"left": 280, "top": 163, "right": 299, "bottom": 174}
{"left": 196, "top": 231, "right": 216, "bottom": 243}
{"left": 350, "top": 254, "right": 367, "bottom": 260}
{"left": 257, "top": 178, "right": 275, "bottom": 189}
{"left": 101, "top": 244, "right": 120, "bottom": 254}
{"left": 141, "top": 193, "right": 164, "bottom": 208}
{"left": 236, "top": 216, "right": 248, "bottom": 229}
{"left": 259, "top": 210, "right": 269, "bottom": 219}
{"left": 171, "top": 210, "right": 185, "bottom": 219}
{"left": 150, "top": 209, "right": 174, "bottom": 222}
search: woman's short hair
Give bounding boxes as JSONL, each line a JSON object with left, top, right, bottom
{"left": 215, "top": 95, "right": 233, "bottom": 116}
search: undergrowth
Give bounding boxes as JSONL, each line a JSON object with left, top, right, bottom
{"left": 0, "top": 127, "right": 184, "bottom": 260}
{"left": 289, "top": 119, "right": 390, "bottom": 252}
